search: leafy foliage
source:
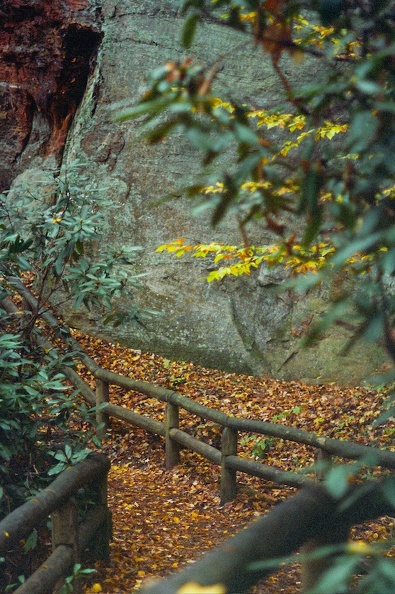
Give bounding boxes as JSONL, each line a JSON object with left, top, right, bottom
{"left": 0, "top": 160, "right": 148, "bottom": 325}
{"left": 117, "top": 1, "right": 395, "bottom": 591}
{"left": 0, "top": 160, "right": 151, "bottom": 517}
{"left": 0, "top": 326, "right": 92, "bottom": 515}
{"left": 157, "top": 237, "right": 337, "bottom": 280}
{"left": 60, "top": 564, "right": 97, "bottom": 594}
{"left": 118, "top": 0, "right": 395, "bottom": 369}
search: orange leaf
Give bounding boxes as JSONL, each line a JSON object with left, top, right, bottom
{"left": 261, "top": 21, "right": 293, "bottom": 63}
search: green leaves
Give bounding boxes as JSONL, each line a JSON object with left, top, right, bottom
{"left": 116, "top": 96, "right": 176, "bottom": 122}
{"left": 60, "top": 564, "right": 97, "bottom": 594}
{"left": 23, "top": 529, "right": 38, "bottom": 553}
{"left": 0, "top": 157, "right": 154, "bottom": 520}
{"left": 182, "top": 13, "right": 200, "bottom": 49}
{"left": 381, "top": 477, "right": 395, "bottom": 508}
{"left": 1, "top": 159, "right": 151, "bottom": 326}
{"left": 325, "top": 464, "right": 356, "bottom": 499}
{"left": 309, "top": 554, "right": 360, "bottom": 594}
{"left": 48, "top": 446, "right": 92, "bottom": 476}
{"left": 346, "top": 111, "right": 379, "bottom": 154}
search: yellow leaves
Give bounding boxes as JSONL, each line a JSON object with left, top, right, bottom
{"left": 239, "top": 11, "right": 257, "bottom": 23}
{"left": 203, "top": 182, "right": 224, "bottom": 194}
{"left": 156, "top": 239, "right": 339, "bottom": 281}
{"left": 177, "top": 582, "right": 227, "bottom": 594}
{"left": 240, "top": 5, "right": 350, "bottom": 64}
{"left": 206, "top": 256, "right": 264, "bottom": 283}
{"left": 314, "top": 417, "right": 326, "bottom": 430}
{"left": 248, "top": 106, "right": 347, "bottom": 161}
{"left": 315, "top": 121, "right": 348, "bottom": 140}
{"left": 346, "top": 540, "right": 375, "bottom": 555}
{"left": 209, "top": 99, "right": 234, "bottom": 113}
{"left": 250, "top": 109, "right": 306, "bottom": 131}
{"left": 156, "top": 238, "right": 191, "bottom": 258}
{"left": 190, "top": 510, "right": 199, "bottom": 520}
{"left": 279, "top": 130, "right": 313, "bottom": 156}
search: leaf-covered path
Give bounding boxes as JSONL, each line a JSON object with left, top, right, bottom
{"left": 74, "top": 332, "right": 394, "bottom": 593}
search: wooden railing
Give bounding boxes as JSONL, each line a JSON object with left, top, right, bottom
{"left": 8, "top": 278, "right": 395, "bottom": 506}
{"left": 139, "top": 477, "right": 395, "bottom": 594}
{"left": 4, "top": 279, "right": 395, "bottom": 593}
{"left": 78, "top": 365, "right": 395, "bottom": 503}
{"left": 0, "top": 453, "right": 111, "bottom": 594}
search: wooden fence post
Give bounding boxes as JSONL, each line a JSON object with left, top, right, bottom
{"left": 96, "top": 378, "right": 110, "bottom": 438}
{"left": 314, "top": 448, "right": 332, "bottom": 483}
{"left": 220, "top": 427, "right": 238, "bottom": 504}
{"left": 88, "top": 471, "right": 112, "bottom": 563}
{"left": 51, "top": 498, "right": 80, "bottom": 593}
{"left": 166, "top": 403, "right": 180, "bottom": 469}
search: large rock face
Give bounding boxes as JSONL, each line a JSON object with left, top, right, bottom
{"left": 0, "top": 0, "right": 387, "bottom": 384}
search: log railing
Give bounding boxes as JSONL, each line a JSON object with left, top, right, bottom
{"left": 4, "top": 279, "right": 395, "bottom": 593}
{"left": 7, "top": 278, "right": 395, "bottom": 506}
{"left": 0, "top": 453, "right": 111, "bottom": 594}
{"left": 139, "top": 478, "right": 395, "bottom": 594}
{"left": 85, "top": 369, "right": 395, "bottom": 502}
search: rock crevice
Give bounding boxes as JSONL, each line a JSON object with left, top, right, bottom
{"left": 0, "top": 0, "right": 102, "bottom": 189}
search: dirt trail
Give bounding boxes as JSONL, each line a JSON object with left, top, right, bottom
{"left": 73, "top": 332, "right": 393, "bottom": 593}
{"left": 92, "top": 425, "right": 300, "bottom": 593}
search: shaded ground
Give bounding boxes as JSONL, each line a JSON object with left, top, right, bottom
{"left": 73, "top": 332, "right": 394, "bottom": 593}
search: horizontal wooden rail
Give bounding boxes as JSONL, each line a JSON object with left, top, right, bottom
{"left": 13, "top": 505, "right": 109, "bottom": 594}
{"left": 5, "top": 277, "right": 395, "bottom": 593}
{"left": 0, "top": 453, "right": 111, "bottom": 594}
{"left": 140, "top": 480, "right": 395, "bottom": 594}
{"left": 144, "top": 484, "right": 334, "bottom": 594}
{"left": 8, "top": 280, "right": 395, "bottom": 467}
{"left": 106, "top": 401, "right": 165, "bottom": 436}
{"left": 70, "top": 362, "right": 395, "bottom": 470}
{"left": 4, "top": 281, "right": 395, "bottom": 507}
{"left": 0, "top": 297, "right": 164, "bottom": 441}
{"left": 225, "top": 456, "right": 309, "bottom": 489}
{"left": 0, "top": 453, "right": 110, "bottom": 553}
{"left": 169, "top": 428, "right": 222, "bottom": 464}
{"left": 225, "top": 416, "right": 395, "bottom": 469}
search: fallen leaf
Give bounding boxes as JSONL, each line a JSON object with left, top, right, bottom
{"left": 177, "top": 581, "right": 227, "bottom": 594}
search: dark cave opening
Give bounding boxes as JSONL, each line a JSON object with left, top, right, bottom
{"left": 44, "top": 24, "right": 103, "bottom": 155}
{"left": 58, "top": 25, "right": 102, "bottom": 119}
{"left": 0, "top": 5, "right": 103, "bottom": 190}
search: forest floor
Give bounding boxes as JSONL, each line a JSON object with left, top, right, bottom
{"left": 72, "top": 331, "right": 395, "bottom": 594}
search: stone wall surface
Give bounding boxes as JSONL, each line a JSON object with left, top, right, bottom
{"left": 0, "top": 0, "right": 387, "bottom": 384}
